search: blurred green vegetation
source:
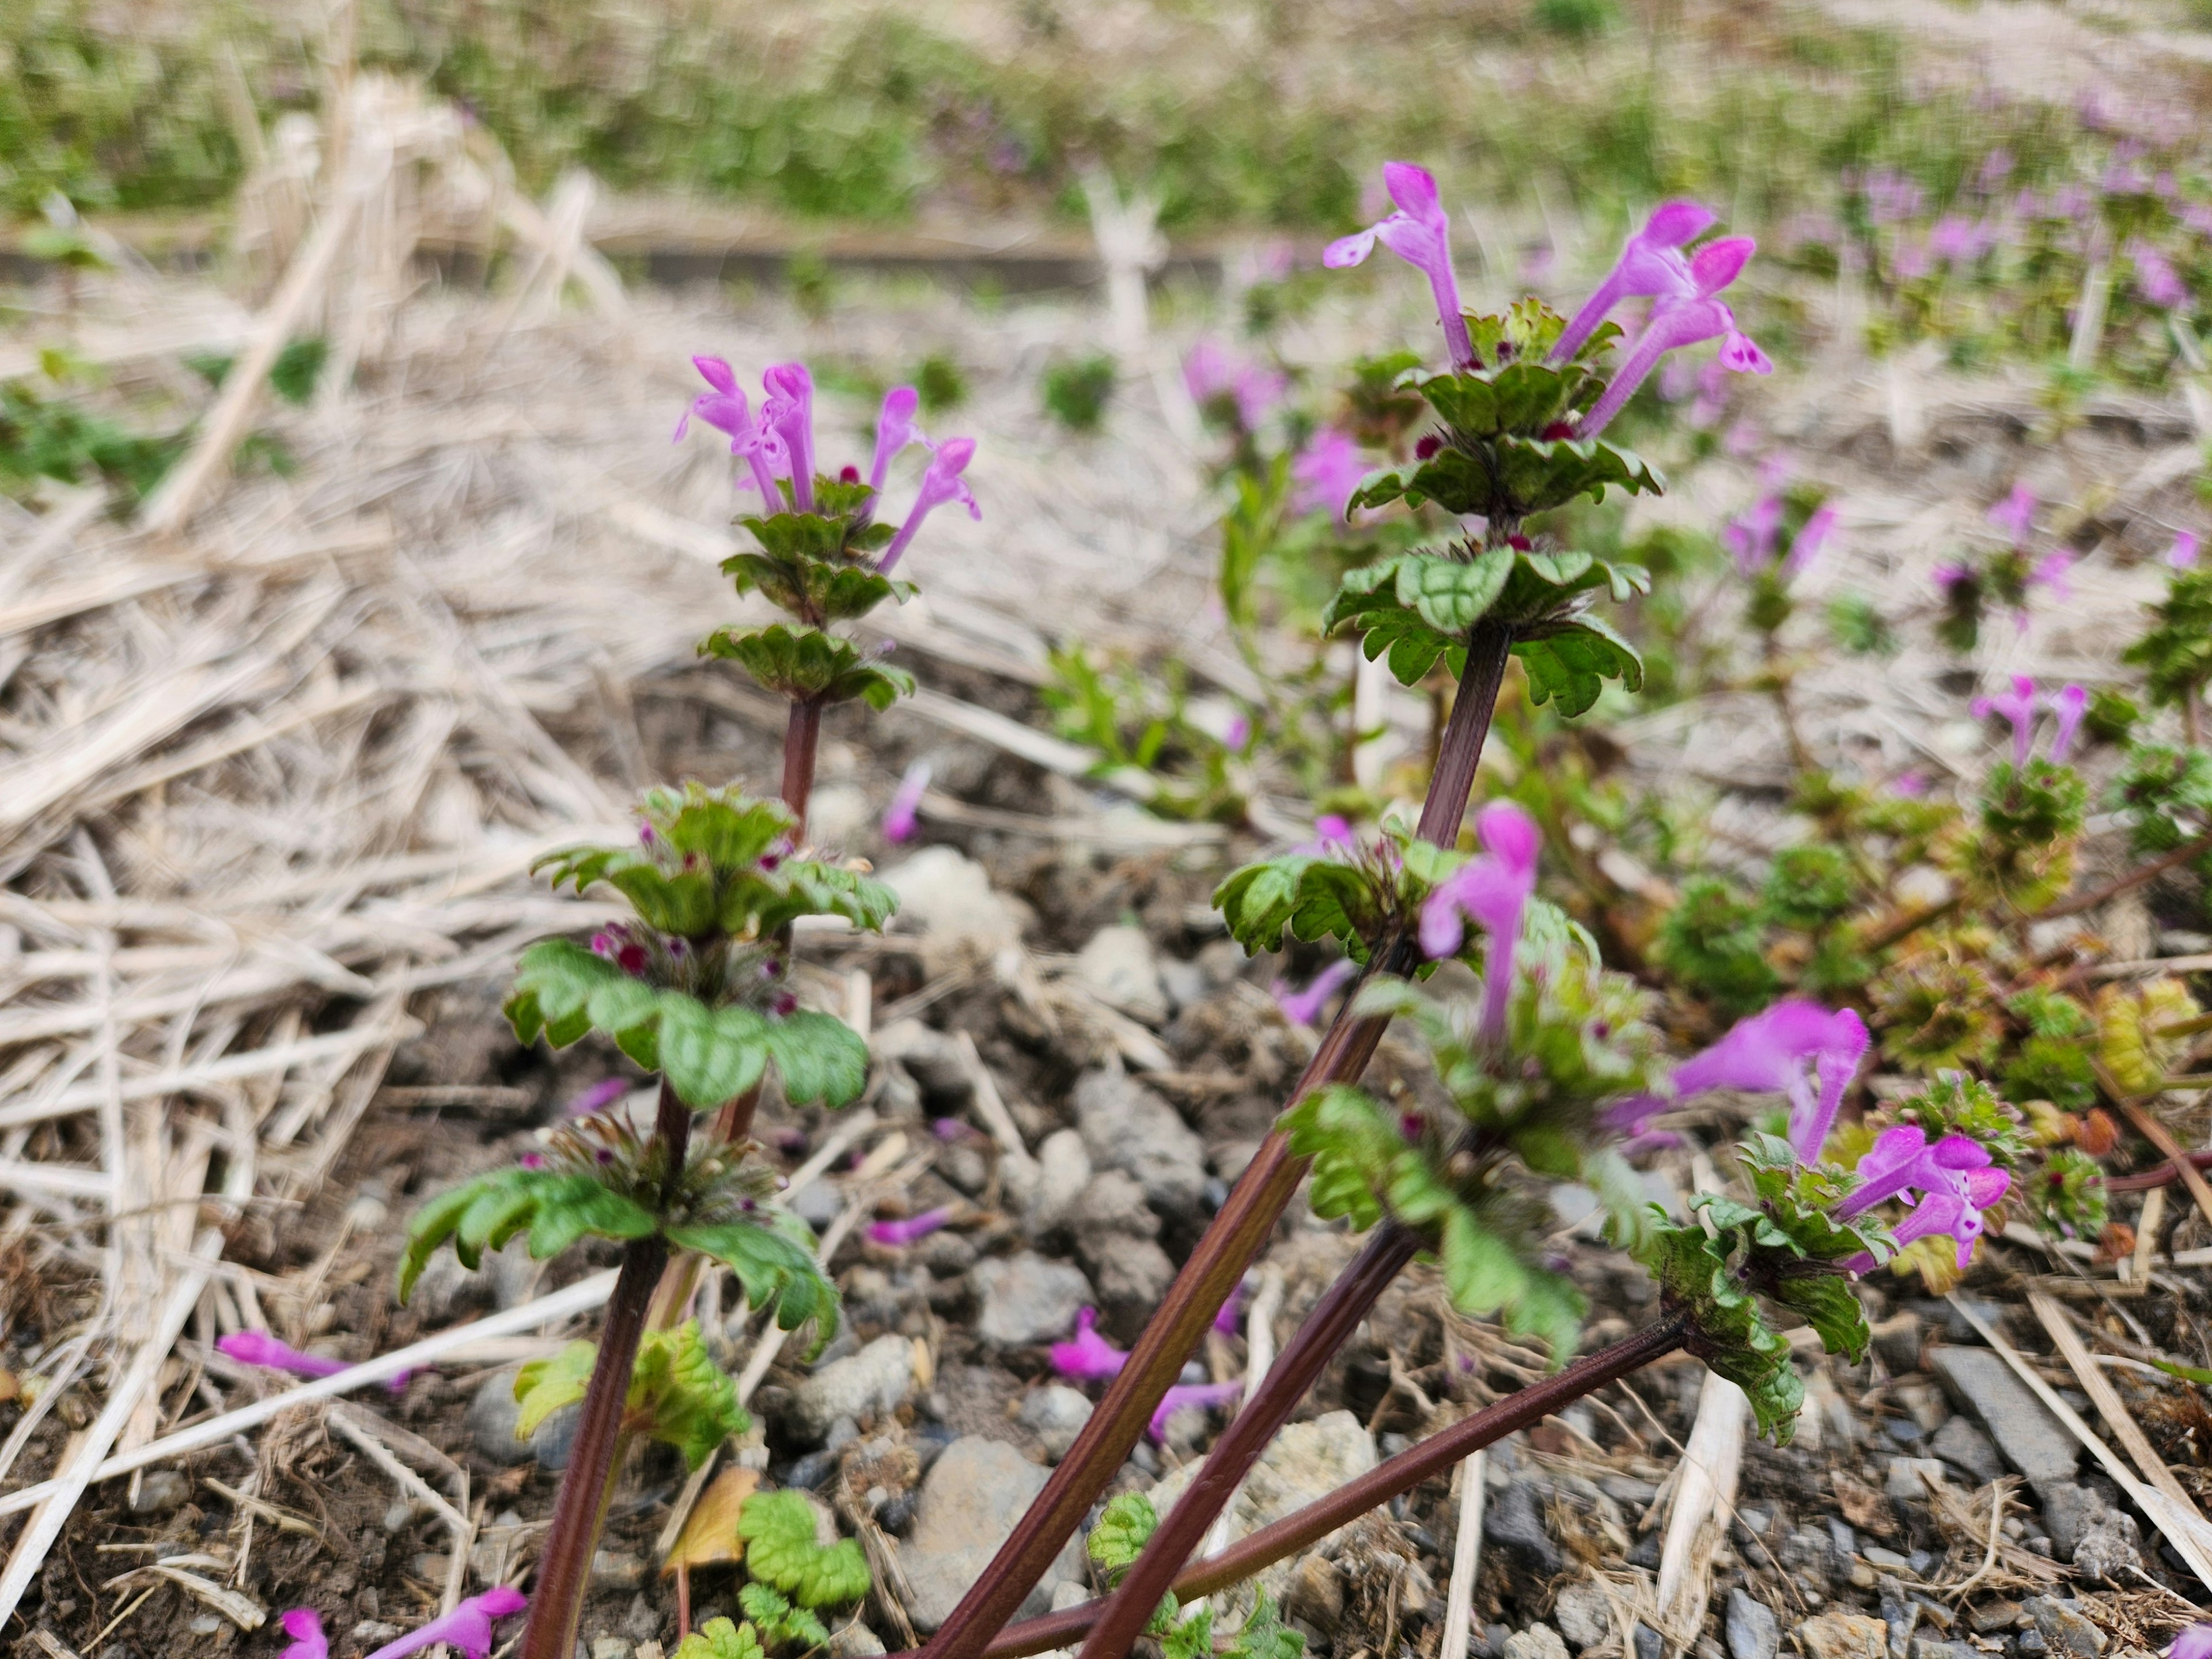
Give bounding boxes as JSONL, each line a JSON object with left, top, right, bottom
{"left": 0, "top": 0, "right": 2153, "bottom": 232}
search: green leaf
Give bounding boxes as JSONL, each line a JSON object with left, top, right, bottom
{"left": 762, "top": 1012, "right": 870, "bottom": 1109}
{"left": 737, "top": 1490, "right": 872, "bottom": 1608}
{"left": 1634, "top": 1215, "right": 1802, "bottom": 1444}
{"left": 1227, "top": 1592, "right": 1306, "bottom": 1659}
{"left": 1395, "top": 549, "right": 1512, "bottom": 635}
{"left": 667, "top": 1219, "right": 840, "bottom": 1357}
{"left": 513, "top": 1340, "right": 596, "bottom": 1438}
{"left": 1513, "top": 615, "right": 1644, "bottom": 717}
{"left": 630, "top": 1319, "right": 752, "bottom": 1469}
{"left": 1161, "top": 1607, "right": 1211, "bottom": 1659}
{"left": 700, "top": 622, "right": 914, "bottom": 709}
{"left": 738, "top": 1582, "right": 830, "bottom": 1653}
{"left": 672, "top": 1617, "right": 767, "bottom": 1659}
{"left": 1087, "top": 1491, "right": 1160, "bottom": 1580}
{"left": 397, "top": 1167, "right": 657, "bottom": 1300}
{"left": 657, "top": 995, "right": 771, "bottom": 1108}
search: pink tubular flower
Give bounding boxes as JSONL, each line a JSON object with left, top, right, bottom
{"left": 1182, "top": 340, "right": 1286, "bottom": 430}
{"left": 1552, "top": 200, "right": 1718, "bottom": 363}
{"left": 1784, "top": 503, "right": 1840, "bottom": 581}
{"left": 869, "top": 386, "right": 924, "bottom": 494}
{"left": 1671, "top": 999, "right": 1870, "bottom": 1163}
{"left": 1272, "top": 958, "right": 1358, "bottom": 1028}
{"left": 1836, "top": 1124, "right": 2011, "bottom": 1271}
{"left": 1298, "top": 814, "right": 1357, "bottom": 856}
{"left": 1292, "top": 428, "right": 1370, "bottom": 523}
{"left": 1988, "top": 482, "right": 2036, "bottom": 546}
{"left": 2170, "top": 529, "right": 2200, "bottom": 569}
{"left": 1419, "top": 801, "right": 1541, "bottom": 1043}
{"left": 362, "top": 1587, "right": 529, "bottom": 1659}
{"left": 867, "top": 1205, "right": 954, "bottom": 1248}
{"left": 1149, "top": 1379, "right": 1244, "bottom": 1443}
{"left": 673, "top": 356, "right": 750, "bottom": 445}
{"left": 1049, "top": 1308, "right": 1128, "bottom": 1382}
{"left": 280, "top": 1608, "right": 328, "bottom": 1659}
{"left": 753, "top": 363, "right": 817, "bottom": 513}
{"left": 218, "top": 1330, "right": 408, "bottom": 1393}
{"left": 2030, "top": 550, "right": 2075, "bottom": 607}
{"left": 565, "top": 1077, "right": 628, "bottom": 1116}
{"left": 1724, "top": 493, "right": 1786, "bottom": 577}
{"left": 884, "top": 760, "right": 930, "bottom": 843}
{"left": 877, "top": 438, "right": 979, "bottom": 574}
{"left": 2131, "top": 240, "right": 2188, "bottom": 309}
{"left": 1579, "top": 286, "right": 1770, "bottom": 439}
{"left": 2165, "top": 1625, "right": 2212, "bottom": 1659}
{"left": 1213, "top": 1281, "right": 1246, "bottom": 1336}
{"left": 2049, "top": 684, "right": 2089, "bottom": 764}
{"left": 1972, "top": 675, "right": 2039, "bottom": 768}
{"left": 1324, "top": 162, "right": 1475, "bottom": 369}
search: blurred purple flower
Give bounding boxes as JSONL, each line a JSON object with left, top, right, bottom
{"left": 2131, "top": 241, "right": 2189, "bottom": 309}
{"left": 362, "top": 1587, "right": 529, "bottom": 1659}
{"left": 1978, "top": 150, "right": 2014, "bottom": 191}
{"left": 1552, "top": 199, "right": 1717, "bottom": 363}
{"left": 1927, "top": 216, "right": 1988, "bottom": 264}
{"left": 1724, "top": 494, "right": 1786, "bottom": 576}
{"left": 868, "top": 1206, "right": 954, "bottom": 1248}
{"left": 1292, "top": 429, "right": 1369, "bottom": 523}
{"left": 1272, "top": 958, "right": 1357, "bottom": 1028}
{"left": 746, "top": 363, "right": 818, "bottom": 513}
{"left": 1421, "top": 800, "right": 1541, "bottom": 1043}
{"left": 884, "top": 760, "right": 930, "bottom": 843}
{"left": 1784, "top": 503, "right": 1840, "bottom": 580}
{"left": 1671, "top": 999, "right": 1870, "bottom": 1162}
{"left": 1325, "top": 162, "right": 1475, "bottom": 368}
{"left": 280, "top": 1609, "right": 328, "bottom": 1659}
{"left": 1987, "top": 482, "right": 2036, "bottom": 546}
{"left": 1891, "top": 237, "right": 1931, "bottom": 282}
{"left": 1972, "top": 674, "right": 2040, "bottom": 768}
{"left": 1864, "top": 170, "right": 1926, "bottom": 226}
{"left": 1891, "top": 771, "right": 1929, "bottom": 797}
{"left": 1932, "top": 559, "right": 1974, "bottom": 593}
{"left": 1296, "top": 814, "right": 1357, "bottom": 856}
{"left": 2172, "top": 529, "right": 2201, "bottom": 568}
{"left": 2031, "top": 550, "right": 2075, "bottom": 607}
{"left": 1185, "top": 337, "right": 1289, "bottom": 429}
{"left": 878, "top": 438, "right": 980, "bottom": 574}
{"left": 1225, "top": 713, "right": 1252, "bottom": 750}
{"left": 870, "top": 386, "right": 925, "bottom": 494}
{"left": 1049, "top": 1308, "right": 1128, "bottom": 1382}
{"left": 565, "top": 1078, "right": 627, "bottom": 1117}
{"left": 2165, "top": 1625, "right": 2212, "bottom": 1659}
{"left": 219, "top": 1330, "right": 410, "bottom": 1393}
{"left": 2049, "top": 683, "right": 2089, "bottom": 764}
{"left": 1213, "top": 1282, "right": 1246, "bottom": 1336}
{"left": 1149, "top": 1380, "right": 1244, "bottom": 1443}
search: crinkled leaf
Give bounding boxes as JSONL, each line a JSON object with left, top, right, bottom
{"left": 513, "top": 1340, "right": 596, "bottom": 1440}
{"left": 700, "top": 622, "right": 916, "bottom": 710}
{"left": 1229, "top": 1592, "right": 1307, "bottom": 1659}
{"left": 627, "top": 1319, "right": 751, "bottom": 1469}
{"left": 1396, "top": 550, "right": 1513, "bottom": 635}
{"left": 398, "top": 1166, "right": 656, "bottom": 1300}
{"left": 666, "top": 1219, "right": 840, "bottom": 1358}
{"left": 738, "top": 1582, "right": 829, "bottom": 1652}
{"left": 1635, "top": 1214, "right": 1802, "bottom": 1444}
{"left": 762, "top": 1011, "right": 870, "bottom": 1108}
{"left": 1087, "top": 1491, "right": 1160, "bottom": 1580}
{"left": 1438, "top": 1207, "right": 1585, "bottom": 1361}
{"left": 736, "top": 1490, "right": 872, "bottom": 1608}
{"left": 672, "top": 1616, "right": 767, "bottom": 1659}
{"left": 1513, "top": 615, "right": 1644, "bottom": 717}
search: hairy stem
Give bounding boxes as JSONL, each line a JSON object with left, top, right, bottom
{"left": 783, "top": 696, "right": 825, "bottom": 842}
{"left": 929, "top": 1313, "right": 1694, "bottom": 1659}
{"left": 916, "top": 623, "right": 1513, "bottom": 1659}
{"left": 520, "top": 1085, "right": 691, "bottom": 1659}
{"left": 2039, "top": 824, "right": 2212, "bottom": 922}
{"left": 1076, "top": 1225, "right": 1422, "bottom": 1659}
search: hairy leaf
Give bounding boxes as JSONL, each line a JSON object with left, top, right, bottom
{"left": 737, "top": 1490, "right": 872, "bottom": 1608}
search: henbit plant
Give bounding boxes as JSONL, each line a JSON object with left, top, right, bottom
{"left": 399, "top": 363, "right": 976, "bottom": 1659}
{"left": 911, "top": 164, "right": 1778, "bottom": 1659}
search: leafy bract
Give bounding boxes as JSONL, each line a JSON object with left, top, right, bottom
{"left": 1637, "top": 1214, "right": 1805, "bottom": 1443}
{"left": 738, "top": 1581, "right": 831, "bottom": 1652}
{"left": 666, "top": 1213, "right": 841, "bottom": 1357}
{"left": 701, "top": 622, "right": 915, "bottom": 710}
{"left": 673, "top": 1617, "right": 768, "bottom": 1659}
{"left": 398, "top": 1165, "right": 656, "bottom": 1302}
{"left": 736, "top": 1490, "right": 872, "bottom": 1608}
{"left": 510, "top": 1320, "right": 750, "bottom": 1471}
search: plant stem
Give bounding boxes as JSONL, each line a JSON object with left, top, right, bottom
{"left": 2038, "top": 824, "right": 2212, "bottom": 922}
{"left": 1075, "top": 1225, "right": 1422, "bottom": 1659}
{"left": 520, "top": 1085, "right": 691, "bottom": 1659}
{"left": 915, "top": 623, "right": 1514, "bottom": 1659}
{"left": 933, "top": 1313, "right": 1694, "bottom": 1659}
{"left": 783, "top": 695, "right": 825, "bottom": 842}
{"left": 1860, "top": 892, "right": 1962, "bottom": 953}
{"left": 2108, "top": 1148, "right": 2212, "bottom": 1192}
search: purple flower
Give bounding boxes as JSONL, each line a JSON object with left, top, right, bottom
{"left": 2165, "top": 1625, "right": 2212, "bottom": 1659}
{"left": 362, "top": 1587, "right": 529, "bottom": 1659}
{"left": 868, "top": 1206, "right": 954, "bottom": 1248}
{"left": 1987, "top": 482, "right": 2036, "bottom": 546}
{"left": 1419, "top": 800, "right": 1541, "bottom": 1043}
{"left": 877, "top": 438, "right": 979, "bottom": 575}
{"left": 1579, "top": 275, "right": 1770, "bottom": 440}
{"left": 1863, "top": 170, "right": 1926, "bottom": 225}
{"left": 1272, "top": 958, "right": 1358, "bottom": 1028}
{"left": 1552, "top": 200, "right": 1718, "bottom": 363}
{"left": 2049, "top": 684, "right": 2088, "bottom": 764}
{"left": 1325, "top": 162, "right": 1475, "bottom": 369}
{"left": 1971, "top": 674, "right": 2039, "bottom": 768}
{"left": 884, "top": 760, "right": 930, "bottom": 843}
{"left": 279, "top": 1608, "right": 328, "bottom": 1659}
{"left": 749, "top": 363, "right": 818, "bottom": 513}
{"left": 1933, "top": 559, "right": 1974, "bottom": 592}
{"left": 673, "top": 356, "right": 752, "bottom": 445}
{"left": 1928, "top": 215, "right": 1987, "bottom": 263}
{"left": 2169, "top": 529, "right": 2200, "bottom": 569}
{"left": 1978, "top": 150, "right": 2014, "bottom": 191}
{"left": 1297, "top": 814, "right": 1357, "bottom": 856}
{"left": 1049, "top": 1308, "right": 1128, "bottom": 1382}
{"left": 1292, "top": 429, "right": 1370, "bottom": 523}
{"left": 1836, "top": 1124, "right": 2011, "bottom": 1271}
{"left": 565, "top": 1078, "right": 628, "bottom": 1116}
{"left": 218, "top": 1330, "right": 409, "bottom": 1393}
{"left": 1671, "top": 999, "right": 1870, "bottom": 1162}
{"left": 1724, "top": 494, "right": 1786, "bottom": 576}
{"left": 1149, "top": 1379, "right": 1244, "bottom": 1443}
{"left": 1185, "top": 339, "right": 1289, "bottom": 429}
{"left": 869, "top": 386, "right": 925, "bottom": 494}
{"left": 1784, "top": 503, "right": 1840, "bottom": 581}
{"left": 1891, "top": 771, "right": 1929, "bottom": 797}
{"left": 1212, "top": 1282, "right": 1246, "bottom": 1336}
{"left": 1225, "top": 713, "right": 1252, "bottom": 750}
{"left": 2030, "top": 550, "right": 2075, "bottom": 606}
{"left": 2131, "top": 241, "right": 2188, "bottom": 309}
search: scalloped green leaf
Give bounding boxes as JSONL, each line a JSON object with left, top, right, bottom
{"left": 656, "top": 995, "right": 771, "bottom": 1108}
{"left": 398, "top": 1168, "right": 658, "bottom": 1301}
{"left": 762, "top": 1010, "right": 870, "bottom": 1108}
{"left": 666, "top": 1218, "right": 840, "bottom": 1356}
{"left": 1491, "top": 435, "right": 1664, "bottom": 517}
{"left": 699, "top": 622, "right": 915, "bottom": 709}
{"left": 737, "top": 1490, "right": 872, "bottom": 1608}
{"left": 1396, "top": 549, "right": 1513, "bottom": 635}
{"left": 1513, "top": 615, "right": 1645, "bottom": 717}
